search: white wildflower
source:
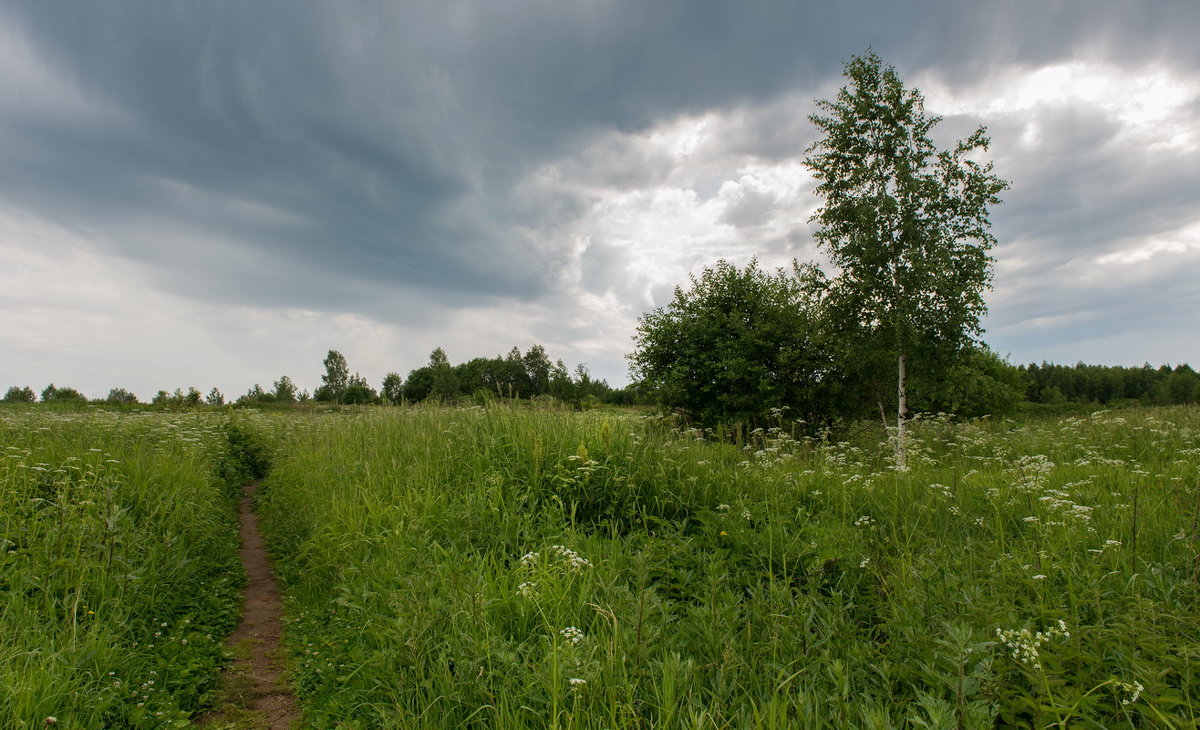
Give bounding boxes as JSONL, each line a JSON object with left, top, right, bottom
{"left": 1119, "top": 680, "right": 1144, "bottom": 705}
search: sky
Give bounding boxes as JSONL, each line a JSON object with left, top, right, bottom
{"left": 1, "top": 1, "right": 1198, "bottom": 400}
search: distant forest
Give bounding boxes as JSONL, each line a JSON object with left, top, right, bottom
{"left": 4, "top": 350, "right": 1198, "bottom": 412}
{"left": 1019, "top": 361, "right": 1200, "bottom": 407}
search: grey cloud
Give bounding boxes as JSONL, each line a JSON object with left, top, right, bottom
{"left": 2, "top": 0, "right": 1199, "bottom": 382}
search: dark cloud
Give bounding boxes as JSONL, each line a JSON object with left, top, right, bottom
{"left": 1, "top": 0, "right": 1198, "bottom": 387}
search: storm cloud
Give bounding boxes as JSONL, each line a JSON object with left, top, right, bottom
{"left": 1, "top": 0, "right": 1197, "bottom": 397}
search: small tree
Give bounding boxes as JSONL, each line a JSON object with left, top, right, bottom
{"left": 343, "top": 373, "right": 378, "bottom": 405}
{"left": 3, "top": 386, "right": 36, "bottom": 403}
{"left": 320, "top": 350, "right": 350, "bottom": 403}
{"left": 402, "top": 366, "right": 434, "bottom": 402}
{"left": 428, "top": 348, "right": 459, "bottom": 402}
{"left": 381, "top": 372, "right": 404, "bottom": 404}
{"left": 206, "top": 387, "right": 225, "bottom": 406}
{"left": 523, "top": 345, "right": 552, "bottom": 397}
{"left": 273, "top": 375, "right": 298, "bottom": 404}
{"left": 105, "top": 387, "right": 139, "bottom": 404}
{"left": 805, "top": 50, "right": 1008, "bottom": 468}
{"left": 184, "top": 387, "right": 203, "bottom": 407}
{"left": 237, "top": 384, "right": 274, "bottom": 405}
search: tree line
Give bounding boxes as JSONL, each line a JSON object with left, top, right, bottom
{"left": 308, "top": 345, "right": 627, "bottom": 407}
{"left": 1021, "top": 362, "right": 1200, "bottom": 406}
{"left": 2, "top": 344, "right": 633, "bottom": 409}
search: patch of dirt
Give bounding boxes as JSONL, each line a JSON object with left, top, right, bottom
{"left": 195, "top": 482, "right": 301, "bottom": 729}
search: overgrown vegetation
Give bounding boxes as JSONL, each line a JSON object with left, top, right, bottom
{"left": 254, "top": 404, "right": 1200, "bottom": 728}
{"left": 0, "top": 409, "right": 266, "bottom": 727}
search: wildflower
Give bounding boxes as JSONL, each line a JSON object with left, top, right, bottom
{"left": 520, "top": 551, "right": 539, "bottom": 567}
{"left": 996, "top": 620, "right": 1069, "bottom": 671}
{"left": 569, "top": 677, "right": 587, "bottom": 690}
{"left": 1119, "top": 680, "right": 1144, "bottom": 705}
{"left": 45, "top": 718, "right": 57, "bottom": 726}
{"left": 716, "top": 504, "right": 730, "bottom": 512}
{"left": 853, "top": 515, "right": 875, "bottom": 528}
{"left": 719, "top": 530, "right": 728, "bottom": 536}
{"left": 517, "top": 581, "right": 537, "bottom": 598}
{"left": 560, "top": 626, "right": 584, "bottom": 646}
{"left": 548, "top": 545, "right": 591, "bottom": 571}
{"left": 859, "top": 558, "right": 871, "bottom": 568}
{"left": 1031, "top": 574, "right": 1047, "bottom": 580}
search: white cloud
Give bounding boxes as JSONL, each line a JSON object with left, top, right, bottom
{"left": 919, "top": 61, "right": 1200, "bottom": 152}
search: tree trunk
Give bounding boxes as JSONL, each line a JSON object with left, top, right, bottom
{"left": 896, "top": 352, "right": 908, "bottom": 471}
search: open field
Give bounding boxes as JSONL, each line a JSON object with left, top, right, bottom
{"left": 257, "top": 405, "right": 1200, "bottom": 728}
{"left": 0, "top": 409, "right": 267, "bottom": 727}
{"left": 3, "top": 404, "right": 1199, "bottom": 728}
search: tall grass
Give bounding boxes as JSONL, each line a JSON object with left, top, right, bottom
{"left": 0, "top": 406, "right": 256, "bottom": 728}
{"left": 257, "top": 405, "right": 1200, "bottom": 728}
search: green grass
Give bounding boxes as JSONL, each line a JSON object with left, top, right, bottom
{"left": 4, "top": 403, "right": 1198, "bottom": 727}
{"left": 0, "top": 406, "right": 260, "bottom": 728}
{"left": 254, "top": 404, "right": 1200, "bottom": 728}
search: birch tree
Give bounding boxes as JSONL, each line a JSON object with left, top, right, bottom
{"left": 804, "top": 51, "right": 1008, "bottom": 469}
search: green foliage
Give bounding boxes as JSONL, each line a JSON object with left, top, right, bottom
{"left": 105, "top": 387, "right": 139, "bottom": 405}
{"left": 318, "top": 350, "right": 350, "bottom": 403}
{"left": 401, "top": 366, "right": 434, "bottom": 402}
{"left": 253, "top": 405, "right": 1200, "bottom": 728}
{"left": 397, "top": 344, "right": 617, "bottom": 406}
{"left": 205, "top": 387, "right": 224, "bottom": 406}
{"left": 804, "top": 50, "right": 1008, "bottom": 365}
{"left": 428, "top": 348, "right": 459, "bottom": 403}
{"left": 0, "top": 410, "right": 248, "bottom": 727}
{"left": 272, "top": 375, "right": 298, "bottom": 404}
{"left": 804, "top": 50, "right": 1008, "bottom": 459}
{"left": 630, "top": 259, "right": 836, "bottom": 428}
{"left": 3, "top": 386, "right": 36, "bottom": 403}
{"left": 380, "top": 372, "right": 403, "bottom": 404}
{"left": 152, "top": 387, "right": 203, "bottom": 408}
{"left": 217, "top": 418, "right": 273, "bottom": 490}
{"left": 909, "top": 346, "right": 1025, "bottom": 417}
{"left": 1022, "top": 362, "right": 1199, "bottom": 406}
{"left": 41, "top": 383, "right": 87, "bottom": 403}
{"left": 236, "top": 384, "right": 275, "bottom": 406}
{"left": 342, "top": 373, "right": 379, "bottom": 405}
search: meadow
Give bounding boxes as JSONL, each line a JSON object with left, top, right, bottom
{"left": 2, "top": 403, "right": 1198, "bottom": 728}
{"left": 0, "top": 408, "right": 271, "bottom": 727}
{"left": 256, "top": 405, "right": 1200, "bottom": 728}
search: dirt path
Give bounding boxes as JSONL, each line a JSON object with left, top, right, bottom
{"left": 195, "top": 482, "right": 301, "bottom": 729}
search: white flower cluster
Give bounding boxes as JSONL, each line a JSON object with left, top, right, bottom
{"left": 1118, "top": 679, "right": 1144, "bottom": 705}
{"left": 560, "top": 626, "right": 585, "bottom": 646}
{"left": 853, "top": 515, "right": 876, "bottom": 528}
{"left": 549, "top": 545, "right": 592, "bottom": 572}
{"left": 517, "top": 581, "right": 537, "bottom": 598}
{"left": 995, "top": 619, "right": 1070, "bottom": 671}
{"left": 520, "top": 545, "right": 592, "bottom": 573}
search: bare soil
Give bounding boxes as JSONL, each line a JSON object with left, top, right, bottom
{"left": 195, "top": 482, "right": 301, "bottom": 729}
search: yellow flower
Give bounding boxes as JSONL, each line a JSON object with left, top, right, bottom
{"left": 719, "top": 530, "right": 728, "bottom": 536}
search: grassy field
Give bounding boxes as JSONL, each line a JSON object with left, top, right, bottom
{"left": 0, "top": 408, "right": 264, "bottom": 728}
{"left": 3, "top": 404, "right": 1198, "bottom": 728}
{"left": 255, "top": 405, "right": 1200, "bottom": 728}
